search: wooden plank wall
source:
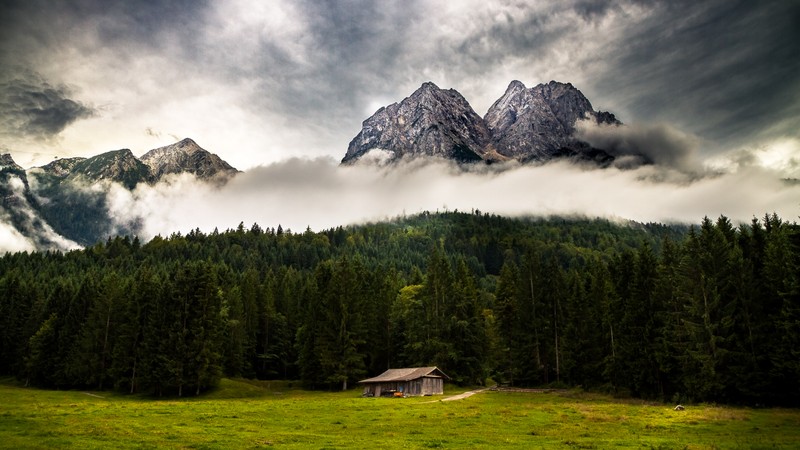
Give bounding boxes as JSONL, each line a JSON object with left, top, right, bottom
{"left": 362, "top": 378, "right": 443, "bottom": 396}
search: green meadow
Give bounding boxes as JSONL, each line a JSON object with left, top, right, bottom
{"left": 1, "top": 379, "right": 798, "bottom": 449}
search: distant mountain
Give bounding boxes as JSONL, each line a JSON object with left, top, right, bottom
{"left": 485, "top": 80, "right": 620, "bottom": 162}
{"left": 26, "top": 151, "right": 147, "bottom": 247}
{"left": 141, "top": 138, "right": 239, "bottom": 181}
{"left": 343, "top": 80, "right": 624, "bottom": 165}
{"left": 0, "top": 154, "right": 80, "bottom": 251}
{"left": 342, "top": 82, "right": 491, "bottom": 164}
{"left": 1, "top": 139, "right": 238, "bottom": 250}
{"left": 32, "top": 150, "right": 155, "bottom": 188}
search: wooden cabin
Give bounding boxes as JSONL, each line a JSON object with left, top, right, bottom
{"left": 359, "top": 367, "right": 449, "bottom": 397}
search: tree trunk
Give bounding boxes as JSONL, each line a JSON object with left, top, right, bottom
{"left": 554, "top": 298, "right": 560, "bottom": 382}
{"left": 130, "top": 358, "right": 137, "bottom": 394}
{"left": 530, "top": 273, "right": 541, "bottom": 368}
{"left": 99, "top": 302, "right": 113, "bottom": 390}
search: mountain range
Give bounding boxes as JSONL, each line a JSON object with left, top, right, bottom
{"left": 1, "top": 138, "right": 238, "bottom": 249}
{"left": 342, "top": 80, "right": 625, "bottom": 165}
{"left": 2, "top": 80, "right": 629, "bottom": 251}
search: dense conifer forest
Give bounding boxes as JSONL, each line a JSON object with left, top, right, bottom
{"left": 1, "top": 211, "right": 798, "bottom": 405}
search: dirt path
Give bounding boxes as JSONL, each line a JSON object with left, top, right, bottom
{"left": 423, "top": 387, "right": 491, "bottom": 403}
{"left": 423, "top": 386, "right": 567, "bottom": 403}
{"left": 82, "top": 392, "right": 105, "bottom": 398}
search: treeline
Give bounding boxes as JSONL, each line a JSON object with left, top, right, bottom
{"left": 0, "top": 211, "right": 797, "bottom": 405}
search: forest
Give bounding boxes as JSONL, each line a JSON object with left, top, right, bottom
{"left": 0, "top": 211, "right": 797, "bottom": 405}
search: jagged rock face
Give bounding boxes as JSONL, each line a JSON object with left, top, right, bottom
{"left": 1, "top": 153, "right": 25, "bottom": 171}
{"left": 343, "top": 80, "right": 622, "bottom": 165}
{"left": 342, "top": 82, "right": 491, "bottom": 164}
{"left": 485, "top": 80, "right": 619, "bottom": 161}
{"left": 0, "top": 154, "right": 79, "bottom": 252}
{"left": 0, "top": 154, "right": 31, "bottom": 213}
{"left": 1, "top": 139, "right": 239, "bottom": 250}
{"left": 70, "top": 149, "right": 155, "bottom": 189}
{"left": 35, "top": 157, "right": 86, "bottom": 178}
{"left": 22, "top": 149, "right": 153, "bottom": 246}
{"left": 141, "top": 138, "right": 239, "bottom": 180}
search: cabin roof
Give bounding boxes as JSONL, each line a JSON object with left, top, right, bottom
{"left": 358, "top": 366, "right": 449, "bottom": 383}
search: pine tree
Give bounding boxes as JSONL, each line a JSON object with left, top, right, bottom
{"left": 653, "top": 235, "right": 687, "bottom": 401}
{"left": 0, "top": 270, "right": 35, "bottom": 376}
{"left": 111, "top": 267, "right": 161, "bottom": 393}
{"left": 24, "top": 313, "right": 59, "bottom": 387}
{"left": 678, "top": 218, "right": 741, "bottom": 401}
{"left": 391, "top": 283, "right": 425, "bottom": 368}
{"left": 446, "top": 258, "right": 488, "bottom": 385}
{"left": 494, "top": 252, "right": 520, "bottom": 384}
{"left": 764, "top": 215, "right": 800, "bottom": 404}
{"left": 561, "top": 265, "right": 604, "bottom": 389}
{"left": 316, "top": 257, "right": 367, "bottom": 390}
{"left": 297, "top": 265, "right": 325, "bottom": 388}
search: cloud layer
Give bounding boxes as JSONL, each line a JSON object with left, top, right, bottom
{"left": 575, "top": 120, "right": 700, "bottom": 172}
{"left": 105, "top": 158, "right": 800, "bottom": 241}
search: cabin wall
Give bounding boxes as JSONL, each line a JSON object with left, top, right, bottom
{"left": 363, "top": 381, "right": 409, "bottom": 396}
{"left": 362, "top": 377, "right": 444, "bottom": 396}
{"left": 421, "top": 377, "right": 443, "bottom": 395}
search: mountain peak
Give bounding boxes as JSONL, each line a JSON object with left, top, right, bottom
{"left": 507, "top": 80, "right": 527, "bottom": 91}
{"left": 69, "top": 148, "right": 154, "bottom": 189}
{"left": 548, "top": 80, "right": 573, "bottom": 88}
{"left": 174, "top": 138, "right": 202, "bottom": 152}
{"left": 345, "top": 79, "right": 623, "bottom": 165}
{"left": 410, "top": 82, "right": 464, "bottom": 106}
{"left": 140, "top": 138, "right": 238, "bottom": 180}
{"left": 36, "top": 157, "right": 86, "bottom": 178}
{"left": 0, "top": 153, "right": 23, "bottom": 171}
{"left": 483, "top": 80, "right": 622, "bottom": 161}
{"left": 419, "top": 81, "right": 440, "bottom": 92}
{"left": 342, "top": 81, "right": 489, "bottom": 164}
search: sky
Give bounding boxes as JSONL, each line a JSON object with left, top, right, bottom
{"left": 1, "top": 0, "right": 799, "bottom": 243}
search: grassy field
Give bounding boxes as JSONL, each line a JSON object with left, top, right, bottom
{"left": 0, "top": 378, "right": 798, "bottom": 449}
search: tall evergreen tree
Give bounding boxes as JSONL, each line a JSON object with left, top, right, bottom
{"left": 494, "top": 252, "right": 520, "bottom": 384}
{"left": 445, "top": 258, "right": 488, "bottom": 385}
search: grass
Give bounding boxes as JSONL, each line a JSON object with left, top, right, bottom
{"left": 0, "top": 378, "right": 798, "bottom": 449}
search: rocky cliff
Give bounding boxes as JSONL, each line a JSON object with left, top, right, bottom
{"left": 343, "top": 80, "right": 623, "bottom": 165}
{"left": 2, "top": 138, "right": 239, "bottom": 250}
{"left": 342, "top": 82, "right": 491, "bottom": 164}
{"left": 141, "top": 138, "right": 239, "bottom": 180}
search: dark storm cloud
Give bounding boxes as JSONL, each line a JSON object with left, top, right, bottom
{"left": 0, "top": 0, "right": 213, "bottom": 95}
{"left": 593, "top": 0, "right": 800, "bottom": 146}
{"left": 452, "top": 10, "right": 560, "bottom": 70}
{"left": 574, "top": 120, "right": 699, "bottom": 172}
{"left": 0, "top": 71, "right": 94, "bottom": 138}
{"left": 0, "top": 0, "right": 210, "bottom": 50}
{"left": 251, "top": 0, "right": 422, "bottom": 127}
{"left": 572, "top": 0, "right": 615, "bottom": 21}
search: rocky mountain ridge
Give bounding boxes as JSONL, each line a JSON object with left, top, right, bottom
{"left": 141, "top": 138, "right": 239, "bottom": 180}
{"left": 343, "top": 82, "right": 491, "bottom": 163}
{"left": 342, "top": 80, "right": 624, "bottom": 165}
{"left": 1, "top": 139, "right": 238, "bottom": 249}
